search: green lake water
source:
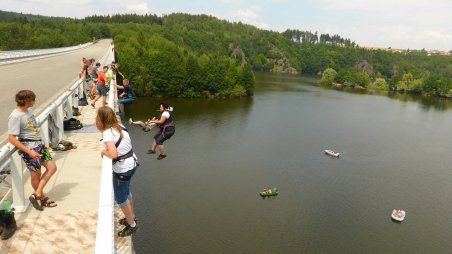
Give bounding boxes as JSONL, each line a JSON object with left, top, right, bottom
{"left": 125, "top": 72, "right": 452, "bottom": 253}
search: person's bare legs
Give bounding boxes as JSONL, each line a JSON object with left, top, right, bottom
{"left": 123, "top": 197, "right": 136, "bottom": 223}
{"left": 130, "top": 120, "right": 147, "bottom": 128}
{"left": 89, "top": 83, "right": 96, "bottom": 99}
{"left": 91, "top": 94, "right": 100, "bottom": 107}
{"left": 121, "top": 202, "right": 135, "bottom": 225}
{"left": 151, "top": 139, "right": 158, "bottom": 152}
{"left": 158, "top": 145, "right": 166, "bottom": 155}
{"left": 102, "top": 95, "right": 107, "bottom": 107}
{"left": 30, "top": 171, "right": 41, "bottom": 192}
{"left": 129, "top": 199, "right": 135, "bottom": 219}
{"left": 34, "top": 161, "right": 57, "bottom": 198}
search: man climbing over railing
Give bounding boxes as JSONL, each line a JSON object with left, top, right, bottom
{"left": 7, "top": 90, "right": 58, "bottom": 211}
{"left": 91, "top": 66, "right": 108, "bottom": 108}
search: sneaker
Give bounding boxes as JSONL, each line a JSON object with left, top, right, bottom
{"left": 118, "top": 217, "right": 138, "bottom": 226}
{"left": 147, "top": 149, "right": 156, "bottom": 154}
{"left": 118, "top": 224, "right": 139, "bottom": 237}
{"left": 157, "top": 154, "right": 167, "bottom": 160}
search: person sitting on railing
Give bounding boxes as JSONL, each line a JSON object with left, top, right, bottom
{"left": 115, "top": 79, "right": 136, "bottom": 116}
{"left": 112, "top": 62, "right": 125, "bottom": 81}
{"left": 96, "top": 106, "right": 139, "bottom": 237}
{"left": 89, "top": 62, "right": 101, "bottom": 100}
{"left": 7, "top": 90, "right": 58, "bottom": 211}
{"left": 79, "top": 57, "right": 86, "bottom": 78}
{"left": 79, "top": 57, "right": 90, "bottom": 79}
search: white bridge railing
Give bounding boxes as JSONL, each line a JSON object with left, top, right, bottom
{"left": 0, "top": 78, "right": 86, "bottom": 212}
{"left": 0, "top": 42, "right": 123, "bottom": 254}
{"left": 0, "top": 42, "right": 92, "bottom": 62}
{"left": 95, "top": 79, "right": 117, "bottom": 254}
{"left": 0, "top": 43, "right": 111, "bottom": 212}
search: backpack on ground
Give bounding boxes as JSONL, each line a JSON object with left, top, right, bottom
{"left": 63, "top": 118, "right": 83, "bottom": 130}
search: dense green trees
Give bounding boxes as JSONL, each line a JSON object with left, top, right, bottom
{"left": 1, "top": 10, "right": 450, "bottom": 99}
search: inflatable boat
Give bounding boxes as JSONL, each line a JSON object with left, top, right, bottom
{"left": 325, "top": 149, "right": 340, "bottom": 158}
{"left": 259, "top": 187, "right": 278, "bottom": 198}
{"left": 391, "top": 210, "right": 406, "bottom": 222}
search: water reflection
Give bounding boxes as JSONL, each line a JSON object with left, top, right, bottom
{"left": 255, "top": 72, "right": 452, "bottom": 111}
{"left": 387, "top": 92, "right": 452, "bottom": 111}
{"left": 125, "top": 97, "right": 254, "bottom": 129}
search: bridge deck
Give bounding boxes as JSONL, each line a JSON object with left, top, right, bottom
{"left": 0, "top": 104, "right": 132, "bottom": 253}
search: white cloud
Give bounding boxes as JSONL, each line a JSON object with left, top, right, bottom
{"left": 125, "top": 2, "right": 150, "bottom": 14}
{"left": 233, "top": 8, "right": 259, "bottom": 19}
{"left": 25, "top": 0, "right": 92, "bottom": 4}
{"left": 306, "top": 0, "right": 452, "bottom": 50}
{"left": 255, "top": 22, "right": 270, "bottom": 30}
{"left": 314, "top": 0, "right": 451, "bottom": 12}
{"left": 214, "top": 0, "right": 243, "bottom": 3}
{"left": 224, "top": 6, "right": 272, "bottom": 29}
{"left": 266, "top": 0, "right": 289, "bottom": 3}
{"left": 23, "top": 0, "right": 51, "bottom": 3}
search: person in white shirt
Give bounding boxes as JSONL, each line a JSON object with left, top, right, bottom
{"left": 147, "top": 102, "right": 175, "bottom": 160}
{"left": 96, "top": 106, "right": 139, "bottom": 237}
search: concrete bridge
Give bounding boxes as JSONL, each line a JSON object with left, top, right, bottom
{"left": 0, "top": 40, "right": 133, "bottom": 253}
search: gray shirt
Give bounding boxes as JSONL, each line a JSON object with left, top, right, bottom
{"left": 8, "top": 108, "right": 41, "bottom": 148}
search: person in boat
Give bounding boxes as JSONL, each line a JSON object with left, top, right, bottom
{"left": 393, "top": 210, "right": 403, "bottom": 218}
{"left": 96, "top": 106, "right": 139, "bottom": 237}
{"left": 146, "top": 102, "right": 175, "bottom": 160}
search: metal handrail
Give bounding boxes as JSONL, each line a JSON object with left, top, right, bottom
{"left": 0, "top": 43, "right": 92, "bottom": 62}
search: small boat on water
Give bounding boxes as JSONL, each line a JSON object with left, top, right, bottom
{"left": 259, "top": 187, "right": 278, "bottom": 198}
{"left": 391, "top": 209, "right": 406, "bottom": 222}
{"left": 324, "top": 149, "right": 340, "bottom": 158}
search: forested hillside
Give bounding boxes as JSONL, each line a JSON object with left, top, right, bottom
{"left": 0, "top": 10, "right": 450, "bottom": 98}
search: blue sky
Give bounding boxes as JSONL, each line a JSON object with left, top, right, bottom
{"left": 1, "top": 0, "right": 451, "bottom": 51}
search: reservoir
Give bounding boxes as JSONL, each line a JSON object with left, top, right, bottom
{"left": 126, "top": 72, "right": 452, "bottom": 253}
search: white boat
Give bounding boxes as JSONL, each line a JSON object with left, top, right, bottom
{"left": 391, "top": 209, "right": 406, "bottom": 222}
{"left": 324, "top": 149, "right": 340, "bottom": 157}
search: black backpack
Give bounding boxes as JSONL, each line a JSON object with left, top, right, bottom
{"left": 63, "top": 118, "right": 83, "bottom": 130}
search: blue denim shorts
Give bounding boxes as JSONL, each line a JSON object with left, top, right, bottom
{"left": 113, "top": 166, "right": 137, "bottom": 207}
{"left": 97, "top": 84, "right": 108, "bottom": 96}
